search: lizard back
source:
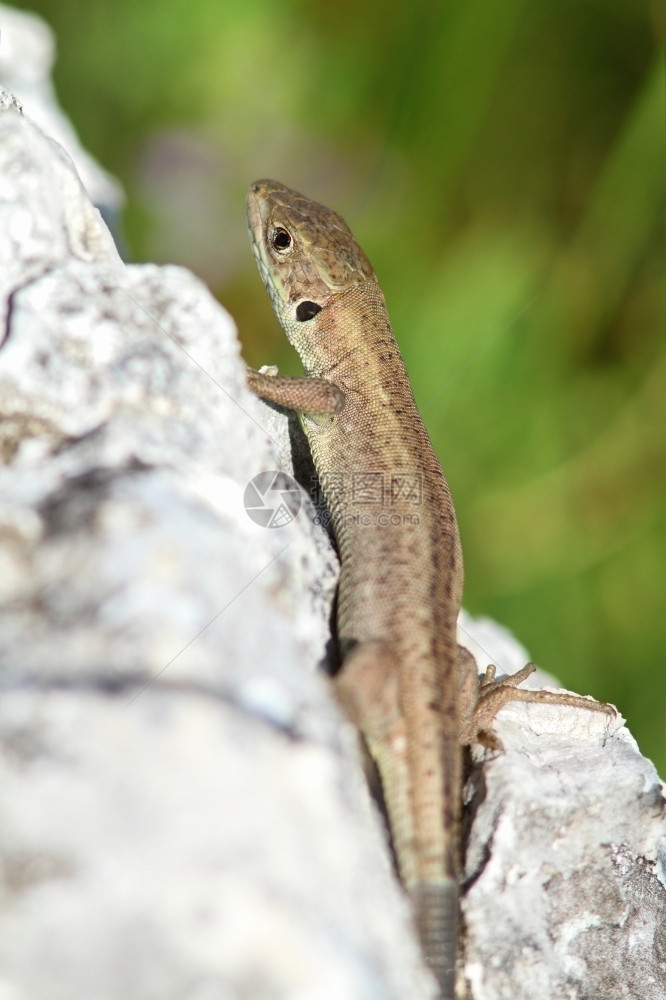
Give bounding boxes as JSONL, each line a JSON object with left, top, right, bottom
{"left": 247, "top": 179, "right": 464, "bottom": 998}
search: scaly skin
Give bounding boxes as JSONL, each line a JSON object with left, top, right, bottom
{"left": 245, "top": 179, "right": 615, "bottom": 998}
{"left": 246, "top": 179, "right": 462, "bottom": 996}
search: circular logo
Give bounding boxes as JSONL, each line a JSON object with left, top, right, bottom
{"left": 243, "top": 471, "right": 302, "bottom": 528}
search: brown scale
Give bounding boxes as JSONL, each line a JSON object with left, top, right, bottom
{"left": 245, "top": 179, "right": 615, "bottom": 1000}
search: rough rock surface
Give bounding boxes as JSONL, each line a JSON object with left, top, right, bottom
{"left": 459, "top": 612, "right": 666, "bottom": 1000}
{"left": 0, "top": 88, "right": 431, "bottom": 1000}
{"left": 0, "top": 2, "right": 123, "bottom": 216}
{"left": 0, "top": 54, "right": 665, "bottom": 1000}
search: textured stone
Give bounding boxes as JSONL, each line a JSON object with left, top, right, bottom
{"left": 0, "top": 46, "right": 664, "bottom": 1000}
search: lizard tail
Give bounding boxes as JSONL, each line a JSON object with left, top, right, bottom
{"left": 411, "top": 878, "right": 458, "bottom": 1000}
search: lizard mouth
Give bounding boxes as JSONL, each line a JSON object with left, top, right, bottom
{"left": 245, "top": 181, "right": 290, "bottom": 313}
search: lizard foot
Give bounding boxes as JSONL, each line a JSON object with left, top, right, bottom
{"left": 458, "top": 647, "right": 615, "bottom": 750}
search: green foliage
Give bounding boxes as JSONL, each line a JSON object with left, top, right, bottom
{"left": 13, "top": 0, "right": 665, "bottom": 771}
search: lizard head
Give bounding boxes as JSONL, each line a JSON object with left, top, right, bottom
{"left": 246, "top": 179, "right": 375, "bottom": 341}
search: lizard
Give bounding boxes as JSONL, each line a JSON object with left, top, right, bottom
{"left": 244, "top": 179, "right": 614, "bottom": 999}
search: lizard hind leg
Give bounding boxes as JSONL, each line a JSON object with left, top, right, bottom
{"left": 331, "top": 639, "right": 402, "bottom": 803}
{"left": 332, "top": 640, "right": 417, "bottom": 897}
{"left": 332, "top": 639, "right": 403, "bottom": 751}
{"left": 334, "top": 641, "right": 459, "bottom": 1000}
{"left": 458, "top": 646, "right": 615, "bottom": 750}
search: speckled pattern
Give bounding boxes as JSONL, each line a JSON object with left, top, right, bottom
{"left": 246, "top": 181, "right": 617, "bottom": 999}
{"left": 246, "top": 180, "right": 463, "bottom": 998}
{"left": 247, "top": 179, "right": 374, "bottom": 316}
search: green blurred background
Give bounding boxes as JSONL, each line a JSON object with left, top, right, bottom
{"left": 8, "top": 0, "right": 664, "bottom": 772}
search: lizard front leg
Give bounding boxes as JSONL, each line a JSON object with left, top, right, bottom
{"left": 247, "top": 367, "right": 344, "bottom": 417}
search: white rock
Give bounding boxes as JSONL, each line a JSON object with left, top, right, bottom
{"left": 0, "top": 3, "right": 123, "bottom": 214}
{"left": 0, "top": 80, "right": 664, "bottom": 1000}
{"left": 459, "top": 655, "right": 666, "bottom": 1000}
{"left": 0, "top": 91, "right": 430, "bottom": 1000}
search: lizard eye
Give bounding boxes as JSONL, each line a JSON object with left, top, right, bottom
{"left": 270, "top": 227, "right": 292, "bottom": 253}
{"left": 296, "top": 300, "right": 322, "bottom": 322}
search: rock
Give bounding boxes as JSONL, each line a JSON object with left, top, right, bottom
{"left": 0, "top": 90, "right": 430, "bottom": 1000}
{"left": 0, "top": 74, "right": 664, "bottom": 1000}
{"left": 0, "top": 3, "right": 123, "bottom": 221}
{"left": 459, "top": 629, "right": 666, "bottom": 999}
